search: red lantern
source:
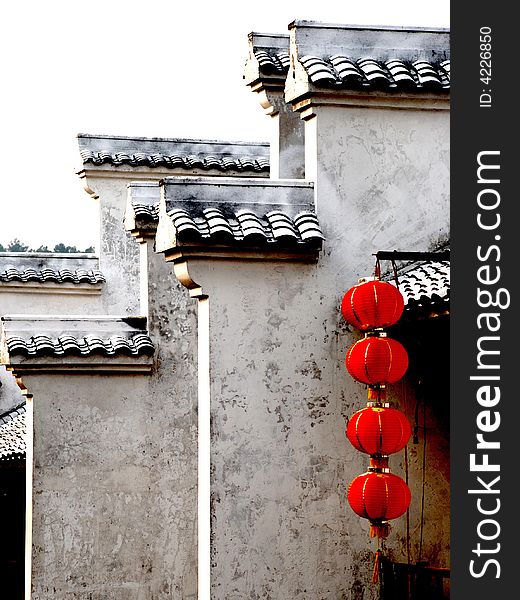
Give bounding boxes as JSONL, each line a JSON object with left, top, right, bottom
{"left": 346, "top": 336, "right": 408, "bottom": 385}
{"left": 346, "top": 406, "right": 411, "bottom": 456}
{"left": 347, "top": 471, "right": 411, "bottom": 536}
{"left": 341, "top": 280, "right": 404, "bottom": 331}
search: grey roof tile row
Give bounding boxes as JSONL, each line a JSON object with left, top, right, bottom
{"left": 168, "top": 207, "right": 324, "bottom": 245}
{"left": 6, "top": 333, "right": 154, "bottom": 357}
{"left": 391, "top": 261, "right": 450, "bottom": 317}
{"left": 300, "top": 55, "right": 450, "bottom": 90}
{"left": 0, "top": 403, "right": 26, "bottom": 460}
{"left": 1, "top": 268, "right": 105, "bottom": 285}
{"left": 80, "top": 149, "right": 270, "bottom": 173}
{"left": 132, "top": 201, "right": 159, "bottom": 223}
{"left": 254, "top": 49, "right": 291, "bottom": 74}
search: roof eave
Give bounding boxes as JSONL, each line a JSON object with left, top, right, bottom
{"left": 155, "top": 177, "right": 322, "bottom": 262}
{"left": 0, "top": 316, "right": 155, "bottom": 375}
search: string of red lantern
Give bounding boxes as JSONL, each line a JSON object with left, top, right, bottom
{"left": 341, "top": 277, "right": 412, "bottom": 541}
{"left": 346, "top": 406, "right": 411, "bottom": 456}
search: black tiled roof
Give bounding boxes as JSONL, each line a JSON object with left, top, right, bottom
{"left": 6, "top": 333, "right": 154, "bottom": 357}
{"left": 1, "top": 268, "right": 105, "bottom": 285}
{"left": 1, "top": 317, "right": 155, "bottom": 374}
{"left": 80, "top": 149, "right": 270, "bottom": 173}
{"left": 167, "top": 206, "right": 323, "bottom": 246}
{"left": 156, "top": 179, "right": 322, "bottom": 258}
{"left": 391, "top": 261, "right": 450, "bottom": 317}
{"left": 125, "top": 182, "right": 161, "bottom": 235}
{"left": 300, "top": 55, "right": 450, "bottom": 90}
{"left": 286, "top": 22, "right": 450, "bottom": 101}
{"left": 0, "top": 403, "right": 26, "bottom": 460}
{"left": 245, "top": 32, "right": 291, "bottom": 86}
{"left": 78, "top": 134, "right": 270, "bottom": 177}
{"left": 132, "top": 202, "right": 159, "bottom": 223}
{"left": 254, "top": 49, "right": 290, "bottom": 74}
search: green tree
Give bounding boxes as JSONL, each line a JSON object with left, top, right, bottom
{"left": 7, "top": 238, "right": 29, "bottom": 252}
{"left": 53, "top": 243, "right": 80, "bottom": 253}
{"left": 0, "top": 240, "right": 96, "bottom": 253}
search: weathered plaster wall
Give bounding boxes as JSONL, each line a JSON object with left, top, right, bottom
{"left": 0, "top": 366, "right": 24, "bottom": 414}
{"left": 0, "top": 290, "right": 104, "bottom": 315}
{"left": 139, "top": 240, "right": 200, "bottom": 598}
{"left": 269, "top": 106, "right": 305, "bottom": 179}
{"left": 307, "top": 105, "right": 450, "bottom": 262}
{"left": 21, "top": 244, "right": 199, "bottom": 599}
{"left": 25, "top": 365, "right": 197, "bottom": 598}
{"left": 185, "top": 259, "right": 375, "bottom": 599}
{"left": 83, "top": 175, "right": 142, "bottom": 315}
{"left": 175, "top": 104, "right": 450, "bottom": 598}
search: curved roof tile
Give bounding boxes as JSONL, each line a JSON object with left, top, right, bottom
{"left": 254, "top": 49, "right": 291, "bottom": 74}
{"left": 300, "top": 55, "right": 450, "bottom": 91}
{"left": 388, "top": 260, "right": 450, "bottom": 318}
{"left": 167, "top": 207, "right": 323, "bottom": 246}
{"left": 1, "top": 268, "right": 105, "bottom": 285}
{"left": 80, "top": 149, "right": 270, "bottom": 173}
{"left": 0, "top": 403, "right": 26, "bottom": 460}
{"left": 6, "top": 332, "right": 154, "bottom": 357}
{"left": 131, "top": 202, "right": 160, "bottom": 223}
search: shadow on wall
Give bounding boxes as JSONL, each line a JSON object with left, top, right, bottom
{"left": 0, "top": 457, "right": 25, "bottom": 599}
{"left": 380, "top": 556, "right": 450, "bottom": 600}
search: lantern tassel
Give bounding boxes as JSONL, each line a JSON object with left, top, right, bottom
{"left": 372, "top": 549, "right": 382, "bottom": 583}
{"left": 369, "top": 522, "right": 390, "bottom": 539}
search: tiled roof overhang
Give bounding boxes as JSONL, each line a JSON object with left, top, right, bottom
{"left": 388, "top": 260, "right": 450, "bottom": 319}
{"left": 155, "top": 178, "right": 323, "bottom": 262}
{"left": 244, "top": 32, "right": 290, "bottom": 89}
{"left": 0, "top": 403, "right": 26, "bottom": 461}
{"left": 1, "top": 316, "right": 155, "bottom": 374}
{"left": 299, "top": 55, "right": 449, "bottom": 90}
{"left": 255, "top": 49, "right": 290, "bottom": 75}
{"left": 77, "top": 134, "right": 270, "bottom": 176}
{"left": 124, "top": 182, "right": 160, "bottom": 241}
{"left": 0, "top": 253, "right": 104, "bottom": 293}
{"left": 285, "top": 22, "right": 450, "bottom": 110}
{"left": 1, "top": 268, "right": 105, "bottom": 285}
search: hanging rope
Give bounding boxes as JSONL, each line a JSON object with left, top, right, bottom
{"left": 391, "top": 259, "right": 400, "bottom": 288}
{"left": 374, "top": 256, "right": 381, "bottom": 280}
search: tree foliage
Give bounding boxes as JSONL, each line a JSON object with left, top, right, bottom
{"left": 0, "top": 239, "right": 95, "bottom": 253}
{"left": 7, "top": 238, "right": 29, "bottom": 252}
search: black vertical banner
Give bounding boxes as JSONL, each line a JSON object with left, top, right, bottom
{"left": 451, "top": 4, "right": 516, "bottom": 599}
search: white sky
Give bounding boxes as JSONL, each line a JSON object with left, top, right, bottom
{"left": 1, "top": 1, "right": 449, "bottom": 251}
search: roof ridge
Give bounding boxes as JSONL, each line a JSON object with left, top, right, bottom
{"left": 77, "top": 133, "right": 269, "bottom": 147}
{"left": 289, "top": 21, "right": 450, "bottom": 34}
